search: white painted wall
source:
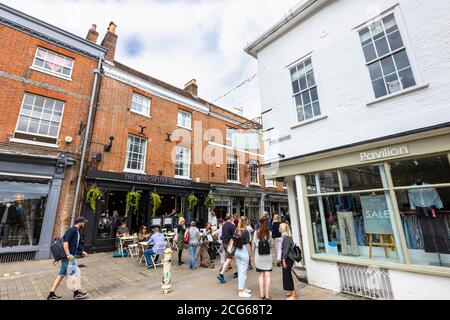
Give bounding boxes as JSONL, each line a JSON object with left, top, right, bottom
{"left": 389, "top": 270, "right": 450, "bottom": 299}
{"left": 257, "top": 0, "right": 450, "bottom": 161}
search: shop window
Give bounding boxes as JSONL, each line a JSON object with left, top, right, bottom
{"left": 131, "top": 93, "right": 151, "bottom": 117}
{"left": 341, "top": 165, "right": 384, "bottom": 191}
{"left": 389, "top": 154, "right": 450, "bottom": 186}
{"left": 14, "top": 93, "right": 64, "bottom": 144}
{"left": 175, "top": 146, "right": 191, "bottom": 178}
{"left": 290, "top": 57, "right": 321, "bottom": 122}
{"left": 305, "top": 174, "right": 317, "bottom": 195}
{"left": 96, "top": 191, "right": 128, "bottom": 240}
{"left": 308, "top": 192, "right": 401, "bottom": 262}
{"left": 358, "top": 13, "right": 416, "bottom": 98}
{"left": 125, "top": 135, "right": 147, "bottom": 173}
{"left": 0, "top": 180, "right": 49, "bottom": 248}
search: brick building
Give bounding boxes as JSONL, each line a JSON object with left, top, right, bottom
{"left": 0, "top": 4, "right": 106, "bottom": 261}
{"left": 80, "top": 23, "right": 288, "bottom": 252}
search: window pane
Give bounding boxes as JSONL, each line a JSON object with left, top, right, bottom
{"left": 295, "top": 94, "right": 302, "bottom": 107}
{"left": 35, "top": 97, "right": 44, "bottom": 107}
{"left": 387, "top": 31, "right": 404, "bottom": 51}
{"left": 383, "top": 14, "right": 398, "bottom": 34}
{"left": 390, "top": 155, "right": 450, "bottom": 186}
{"left": 396, "top": 187, "right": 450, "bottom": 267}
{"left": 310, "top": 87, "right": 318, "bottom": 102}
{"left": 35, "top": 59, "right": 44, "bottom": 68}
{"left": 290, "top": 67, "right": 299, "bottom": 81}
{"left": 399, "top": 67, "right": 416, "bottom": 89}
{"left": 302, "top": 91, "right": 311, "bottom": 105}
{"left": 299, "top": 76, "right": 307, "bottom": 91}
{"left": 363, "top": 43, "right": 377, "bottom": 62}
{"left": 17, "top": 116, "right": 29, "bottom": 131}
{"left": 393, "top": 50, "right": 411, "bottom": 70}
{"left": 341, "top": 165, "right": 383, "bottom": 191}
{"left": 297, "top": 107, "right": 304, "bottom": 122}
{"left": 368, "top": 61, "right": 383, "bottom": 80}
{"left": 374, "top": 37, "right": 390, "bottom": 57}
{"left": 319, "top": 171, "right": 340, "bottom": 193}
{"left": 304, "top": 104, "right": 313, "bottom": 119}
{"left": 385, "top": 73, "right": 401, "bottom": 94}
{"left": 292, "top": 80, "right": 300, "bottom": 94}
{"left": 359, "top": 28, "right": 372, "bottom": 46}
{"left": 306, "top": 72, "right": 315, "bottom": 87}
{"left": 305, "top": 174, "right": 317, "bottom": 194}
{"left": 370, "top": 20, "right": 385, "bottom": 40}
{"left": 312, "top": 101, "right": 321, "bottom": 116}
{"left": 28, "top": 119, "right": 39, "bottom": 133}
{"left": 380, "top": 56, "right": 396, "bottom": 75}
{"left": 372, "top": 78, "right": 387, "bottom": 98}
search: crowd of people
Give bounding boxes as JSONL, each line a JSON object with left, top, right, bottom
{"left": 47, "top": 210, "right": 298, "bottom": 300}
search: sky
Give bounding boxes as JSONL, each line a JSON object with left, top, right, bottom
{"left": 2, "top": 0, "right": 302, "bottom": 119}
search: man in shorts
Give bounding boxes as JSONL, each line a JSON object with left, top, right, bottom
{"left": 216, "top": 213, "right": 238, "bottom": 283}
{"left": 47, "top": 217, "right": 89, "bottom": 300}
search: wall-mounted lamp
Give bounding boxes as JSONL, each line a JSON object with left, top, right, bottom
{"left": 158, "top": 170, "right": 163, "bottom": 176}
{"left": 278, "top": 153, "right": 286, "bottom": 159}
{"left": 104, "top": 136, "right": 114, "bottom": 152}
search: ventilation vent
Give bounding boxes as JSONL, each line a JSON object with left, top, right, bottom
{"left": 338, "top": 263, "right": 393, "bottom": 300}
{"left": 0, "top": 251, "right": 36, "bottom": 263}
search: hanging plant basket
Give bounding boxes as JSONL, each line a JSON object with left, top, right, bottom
{"left": 204, "top": 194, "right": 216, "bottom": 210}
{"left": 86, "top": 185, "right": 103, "bottom": 211}
{"left": 187, "top": 193, "right": 198, "bottom": 210}
{"left": 126, "top": 191, "right": 141, "bottom": 215}
{"left": 150, "top": 192, "right": 161, "bottom": 218}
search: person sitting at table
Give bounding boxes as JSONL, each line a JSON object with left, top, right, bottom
{"left": 143, "top": 226, "right": 166, "bottom": 268}
{"left": 137, "top": 225, "right": 149, "bottom": 259}
{"left": 116, "top": 220, "right": 129, "bottom": 238}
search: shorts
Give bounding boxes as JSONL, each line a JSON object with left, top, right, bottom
{"left": 59, "top": 258, "right": 77, "bottom": 277}
{"left": 223, "top": 243, "right": 234, "bottom": 259}
{"left": 256, "top": 268, "right": 272, "bottom": 273}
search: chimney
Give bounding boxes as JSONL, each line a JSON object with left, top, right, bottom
{"left": 101, "top": 21, "right": 118, "bottom": 62}
{"left": 86, "top": 24, "right": 99, "bottom": 43}
{"left": 184, "top": 79, "right": 198, "bottom": 96}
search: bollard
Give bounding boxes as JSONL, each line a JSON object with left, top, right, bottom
{"left": 161, "top": 247, "right": 173, "bottom": 294}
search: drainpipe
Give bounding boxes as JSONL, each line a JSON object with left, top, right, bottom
{"left": 71, "top": 53, "right": 104, "bottom": 226}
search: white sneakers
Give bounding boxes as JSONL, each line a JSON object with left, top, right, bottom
{"left": 238, "top": 288, "right": 252, "bottom": 298}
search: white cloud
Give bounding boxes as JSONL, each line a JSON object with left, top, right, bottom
{"left": 2, "top": 0, "right": 300, "bottom": 119}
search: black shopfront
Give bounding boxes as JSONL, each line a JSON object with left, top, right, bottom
{"left": 82, "top": 169, "right": 210, "bottom": 253}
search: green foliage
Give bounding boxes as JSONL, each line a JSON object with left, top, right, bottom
{"left": 86, "top": 185, "right": 103, "bottom": 211}
{"left": 187, "top": 193, "right": 198, "bottom": 210}
{"left": 150, "top": 193, "right": 161, "bottom": 217}
{"left": 126, "top": 191, "right": 141, "bottom": 215}
{"left": 204, "top": 194, "right": 216, "bottom": 209}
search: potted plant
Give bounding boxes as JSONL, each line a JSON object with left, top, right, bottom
{"left": 150, "top": 192, "right": 161, "bottom": 217}
{"left": 86, "top": 185, "right": 103, "bottom": 211}
{"left": 187, "top": 193, "right": 198, "bottom": 210}
{"left": 204, "top": 194, "right": 215, "bottom": 210}
{"left": 126, "top": 191, "right": 141, "bottom": 215}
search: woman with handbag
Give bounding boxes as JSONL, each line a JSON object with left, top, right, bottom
{"left": 187, "top": 221, "right": 201, "bottom": 269}
{"left": 280, "top": 223, "right": 297, "bottom": 300}
{"left": 234, "top": 216, "right": 253, "bottom": 298}
{"left": 176, "top": 217, "right": 187, "bottom": 266}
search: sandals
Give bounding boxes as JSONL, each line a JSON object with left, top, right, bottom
{"left": 265, "top": 296, "right": 272, "bottom": 300}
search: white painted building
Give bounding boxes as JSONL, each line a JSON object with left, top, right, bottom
{"left": 245, "top": 0, "right": 450, "bottom": 300}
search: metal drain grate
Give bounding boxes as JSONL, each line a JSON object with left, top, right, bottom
{"left": 338, "top": 263, "right": 393, "bottom": 300}
{"left": 0, "top": 251, "right": 36, "bottom": 263}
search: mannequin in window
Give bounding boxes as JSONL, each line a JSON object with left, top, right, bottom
{"left": 336, "top": 204, "right": 359, "bottom": 256}
{"left": 408, "top": 178, "right": 449, "bottom": 254}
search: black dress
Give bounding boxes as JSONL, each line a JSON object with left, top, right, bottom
{"left": 281, "top": 236, "right": 294, "bottom": 291}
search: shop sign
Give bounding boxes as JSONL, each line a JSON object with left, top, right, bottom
{"left": 124, "top": 173, "right": 192, "bottom": 187}
{"left": 361, "top": 195, "right": 393, "bottom": 235}
{"left": 268, "top": 135, "right": 292, "bottom": 145}
{"left": 360, "top": 145, "right": 409, "bottom": 162}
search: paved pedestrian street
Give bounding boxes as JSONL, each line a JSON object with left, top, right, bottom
{"left": 0, "top": 252, "right": 352, "bottom": 300}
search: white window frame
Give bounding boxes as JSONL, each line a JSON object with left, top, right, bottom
{"left": 124, "top": 135, "right": 147, "bottom": 174}
{"left": 227, "top": 155, "right": 240, "bottom": 183}
{"left": 14, "top": 93, "right": 65, "bottom": 142}
{"left": 130, "top": 93, "right": 151, "bottom": 117}
{"left": 174, "top": 146, "right": 191, "bottom": 179}
{"left": 226, "top": 127, "right": 237, "bottom": 148}
{"left": 289, "top": 55, "right": 322, "bottom": 123}
{"left": 249, "top": 160, "right": 259, "bottom": 185}
{"left": 31, "top": 47, "right": 74, "bottom": 80}
{"left": 265, "top": 179, "right": 277, "bottom": 188}
{"left": 177, "top": 110, "right": 192, "bottom": 130}
{"left": 356, "top": 9, "right": 420, "bottom": 100}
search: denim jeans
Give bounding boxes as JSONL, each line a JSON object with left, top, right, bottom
{"left": 235, "top": 247, "right": 249, "bottom": 290}
{"left": 188, "top": 244, "right": 197, "bottom": 268}
{"left": 143, "top": 248, "right": 158, "bottom": 266}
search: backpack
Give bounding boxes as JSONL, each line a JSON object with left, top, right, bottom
{"left": 183, "top": 229, "right": 190, "bottom": 244}
{"left": 233, "top": 230, "right": 243, "bottom": 249}
{"left": 292, "top": 243, "right": 302, "bottom": 263}
{"left": 50, "top": 237, "right": 66, "bottom": 261}
{"left": 258, "top": 238, "right": 271, "bottom": 255}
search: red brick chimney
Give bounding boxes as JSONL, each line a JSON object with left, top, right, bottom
{"left": 86, "top": 24, "right": 99, "bottom": 43}
{"left": 101, "top": 22, "right": 118, "bottom": 62}
{"left": 184, "top": 79, "right": 198, "bottom": 96}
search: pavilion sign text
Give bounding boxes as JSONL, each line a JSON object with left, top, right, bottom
{"left": 360, "top": 145, "right": 409, "bottom": 162}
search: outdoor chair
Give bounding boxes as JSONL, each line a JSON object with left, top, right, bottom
{"left": 148, "top": 241, "right": 166, "bottom": 270}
